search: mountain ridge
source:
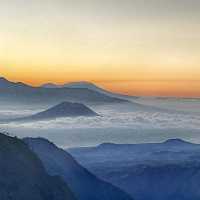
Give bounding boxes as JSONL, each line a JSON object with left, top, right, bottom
{"left": 24, "top": 137, "right": 134, "bottom": 200}
{"left": 0, "top": 77, "right": 129, "bottom": 106}
{"left": 41, "top": 80, "right": 137, "bottom": 99}
{"left": 0, "top": 132, "right": 76, "bottom": 200}
{"left": 71, "top": 139, "right": 196, "bottom": 150}
{"left": 69, "top": 138, "right": 200, "bottom": 200}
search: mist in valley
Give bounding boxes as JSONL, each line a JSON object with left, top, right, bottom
{"left": 1, "top": 97, "right": 200, "bottom": 148}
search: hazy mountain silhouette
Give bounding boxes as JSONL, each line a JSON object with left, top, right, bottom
{"left": 24, "top": 137, "right": 133, "bottom": 200}
{"left": 69, "top": 139, "right": 200, "bottom": 200}
{"left": 41, "top": 81, "right": 137, "bottom": 99}
{"left": 41, "top": 83, "right": 62, "bottom": 88}
{"left": 0, "top": 77, "right": 129, "bottom": 106}
{"left": 0, "top": 132, "right": 76, "bottom": 200}
{"left": 1, "top": 102, "right": 98, "bottom": 123}
{"left": 41, "top": 81, "right": 112, "bottom": 93}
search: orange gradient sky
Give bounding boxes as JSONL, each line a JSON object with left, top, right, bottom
{"left": 0, "top": 0, "right": 200, "bottom": 97}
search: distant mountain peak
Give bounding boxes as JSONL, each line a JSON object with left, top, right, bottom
{"left": 0, "top": 76, "right": 31, "bottom": 88}
{"left": 68, "top": 81, "right": 93, "bottom": 84}
{"left": 96, "top": 139, "right": 193, "bottom": 149}
{"left": 0, "top": 77, "right": 10, "bottom": 83}
{"left": 0, "top": 77, "right": 14, "bottom": 87}
{"left": 0, "top": 76, "right": 129, "bottom": 106}
{"left": 41, "top": 83, "right": 61, "bottom": 88}
{"left": 5, "top": 101, "right": 99, "bottom": 122}
{"left": 164, "top": 138, "right": 190, "bottom": 145}
{"left": 0, "top": 77, "right": 8, "bottom": 81}
{"left": 40, "top": 80, "right": 133, "bottom": 100}
{"left": 67, "top": 81, "right": 97, "bottom": 86}
{"left": 45, "top": 101, "right": 98, "bottom": 117}
{"left": 41, "top": 81, "right": 101, "bottom": 90}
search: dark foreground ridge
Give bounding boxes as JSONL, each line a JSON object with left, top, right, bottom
{"left": 0, "top": 132, "right": 76, "bottom": 200}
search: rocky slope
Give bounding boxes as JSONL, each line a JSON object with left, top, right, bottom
{"left": 0, "top": 133, "right": 76, "bottom": 200}
{"left": 24, "top": 137, "right": 133, "bottom": 200}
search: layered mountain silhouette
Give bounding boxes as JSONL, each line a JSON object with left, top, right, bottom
{"left": 1, "top": 102, "right": 98, "bottom": 123}
{"left": 0, "top": 132, "right": 76, "bottom": 200}
{"left": 69, "top": 139, "right": 200, "bottom": 200}
{"left": 24, "top": 137, "right": 133, "bottom": 200}
{"left": 0, "top": 77, "right": 129, "bottom": 106}
{"left": 41, "top": 81, "right": 100, "bottom": 90}
{"left": 41, "top": 81, "right": 119, "bottom": 97}
{"left": 41, "top": 81, "right": 137, "bottom": 99}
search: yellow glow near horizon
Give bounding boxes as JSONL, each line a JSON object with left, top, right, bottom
{"left": 0, "top": 0, "right": 200, "bottom": 97}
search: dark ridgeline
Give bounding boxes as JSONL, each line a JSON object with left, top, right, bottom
{"left": 69, "top": 139, "right": 200, "bottom": 200}
{"left": 0, "top": 133, "right": 76, "bottom": 200}
{"left": 24, "top": 137, "right": 134, "bottom": 200}
{"left": 0, "top": 77, "right": 129, "bottom": 106}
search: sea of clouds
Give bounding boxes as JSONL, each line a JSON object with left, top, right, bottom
{"left": 1, "top": 105, "right": 200, "bottom": 130}
{"left": 0, "top": 98, "right": 199, "bottom": 147}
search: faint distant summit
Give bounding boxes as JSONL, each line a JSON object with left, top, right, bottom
{"left": 40, "top": 83, "right": 60, "bottom": 88}
{"left": 41, "top": 81, "right": 136, "bottom": 99}
{"left": 41, "top": 81, "right": 117, "bottom": 96}
{"left": 0, "top": 77, "right": 7, "bottom": 81}
{"left": 0, "top": 76, "right": 129, "bottom": 105}
{"left": 41, "top": 81, "right": 106, "bottom": 91}
{"left": 0, "top": 76, "right": 31, "bottom": 88}
{"left": 0, "top": 77, "right": 12, "bottom": 86}
{"left": 163, "top": 138, "right": 193, "bottom": 145}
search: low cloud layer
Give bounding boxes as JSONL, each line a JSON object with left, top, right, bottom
{"left": 0, "top": 100, "right": 199, "bottom": 147}
{"left": 1, "top": 106, "right": 200, "bottom": 130}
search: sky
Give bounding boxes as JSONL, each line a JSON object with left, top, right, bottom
{"left": 0, "top": 0, "right": 200, "bottom": 97}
